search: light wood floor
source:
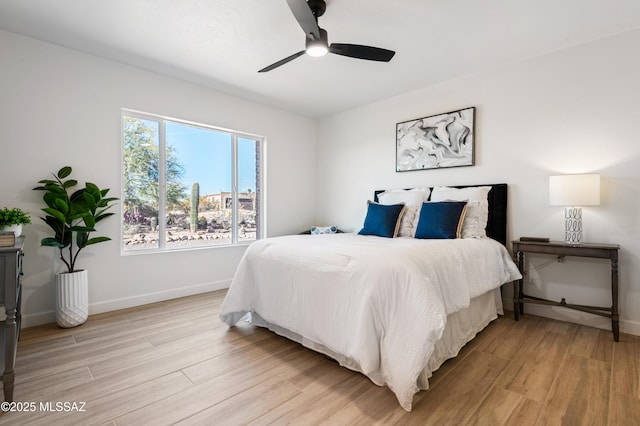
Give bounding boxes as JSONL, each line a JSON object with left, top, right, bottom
{"left": 1, "top": 289, "right": 639, "bottom": 425}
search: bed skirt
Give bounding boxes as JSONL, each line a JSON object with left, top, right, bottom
{"left": 246, "top": 287, "right": 503, "bottom": 407}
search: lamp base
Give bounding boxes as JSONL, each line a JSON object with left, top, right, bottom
{"left": 564, "top": 207, "right": 583, "bottom": 245}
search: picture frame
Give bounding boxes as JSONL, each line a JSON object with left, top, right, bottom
{"left": 396, "top": 106, "right": 475, "bottom": 172}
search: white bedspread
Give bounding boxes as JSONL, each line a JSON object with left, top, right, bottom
{"left": 219, "top": 233, "right": 521, "bottom": 411}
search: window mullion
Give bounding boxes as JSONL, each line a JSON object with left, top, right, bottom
{"left": 158, "top": 120, "right": 167, "bottom": 250}
{"left": 231, "top": 133, "right": 238, "bottom": 244}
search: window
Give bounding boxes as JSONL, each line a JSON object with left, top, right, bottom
{"left": 121, "top": 110, "right": 263, "bottom": 252}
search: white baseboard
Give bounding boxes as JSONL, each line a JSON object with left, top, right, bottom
{"left": 21, "top": 279, "right": 231, "bottom": 328}
{"left": 20, "top": 311, "right": 56, "bottom": 328}
{"left": 501, "top": 297, "right": 640, "bottom": 337}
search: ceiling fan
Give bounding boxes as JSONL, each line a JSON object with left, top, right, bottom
{"left": 259, "top": 0, "right": 395, "bottom": 73}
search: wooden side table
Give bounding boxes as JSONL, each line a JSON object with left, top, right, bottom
{"left": 512, "top": 240, "right": 620, "bottom": 341}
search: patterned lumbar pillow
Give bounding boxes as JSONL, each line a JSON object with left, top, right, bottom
{"left": 311, "top": 226, "right": 338, "bottom": 235}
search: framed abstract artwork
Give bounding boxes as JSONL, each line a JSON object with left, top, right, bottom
{"left": 396, "top": 106, "right": 475, "bottom": 172}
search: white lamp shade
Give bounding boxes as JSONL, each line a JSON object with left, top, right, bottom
{"left": 549, "top": 174, "right": 600, "bottom": 206}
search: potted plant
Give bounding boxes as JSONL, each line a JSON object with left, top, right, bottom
{"left": 33, "top": 166, "right": 118, "bottom": 328}
{"left": 0, "top": 207, "right": 31, "bottom": 236}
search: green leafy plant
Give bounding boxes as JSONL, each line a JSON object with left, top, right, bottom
{"left": 33, "top": 166, "right": 118, "bottom": 273}
{"left": 0, "top": 207, "right": 31, "bottom": 226}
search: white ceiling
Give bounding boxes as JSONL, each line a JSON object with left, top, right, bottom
{"left": 1, "top": 0, "right": 640, "bottom": 118}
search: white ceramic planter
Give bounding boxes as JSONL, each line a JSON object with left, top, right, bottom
{"left": 55, "top": 270, "right": 89, "bottom": 328}
{"left": 0, "top": 224, "right": 22, "bottom": 236}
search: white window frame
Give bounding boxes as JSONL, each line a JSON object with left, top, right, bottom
{"left": 120, "top": 109, "right": 266, "bottom": 255}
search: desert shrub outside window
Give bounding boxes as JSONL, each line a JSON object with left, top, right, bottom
{"left": 121, "top": 110, "right": 263, "bottom": 253}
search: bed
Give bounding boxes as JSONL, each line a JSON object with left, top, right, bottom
{"left": 219, "top": 184, "right": 521, "bottom": 411}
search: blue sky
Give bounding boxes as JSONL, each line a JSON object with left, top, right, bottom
{"left": 166, "top": 122, "right": 257, "bottom": 196}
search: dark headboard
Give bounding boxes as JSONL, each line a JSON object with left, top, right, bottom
{"left": 374, "top": 183, "right": 508, "bottom": 246}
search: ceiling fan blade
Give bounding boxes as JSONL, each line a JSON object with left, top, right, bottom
{"left": 258, "top": 50, "right": 306, "bottom": 73}
{"left": 286, "top": 0, "right": 321, "bottom": 40}
{"left": 329, "top": 43, "right": 395, "bottom": 62}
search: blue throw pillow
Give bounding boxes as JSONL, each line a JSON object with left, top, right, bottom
{"left": 415, "top": 201, "right": 468, "bottom": 239}
{"left": 358, "top": 201, "right": 405, "bottom": 238}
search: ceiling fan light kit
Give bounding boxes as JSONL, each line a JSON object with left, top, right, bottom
{"left": 305, "top": 28, "right": 329, "bottom": 57}
{"left": 259, "top": 0, "right": 395, "bottom": 72}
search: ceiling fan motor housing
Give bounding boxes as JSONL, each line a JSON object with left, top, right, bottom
{"left": 307, "top": 0, "right": 326, "bottom": 18}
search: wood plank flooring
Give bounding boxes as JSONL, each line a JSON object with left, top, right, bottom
{"left": 1, "top": 289, "right": 639, "bottom": 425}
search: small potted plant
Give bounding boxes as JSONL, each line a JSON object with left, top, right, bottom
{"left": 33, "top": 166, "right": 118, "bottom": 328}
{"left": 0, "top": 207, "right": 31, "bottom": 236}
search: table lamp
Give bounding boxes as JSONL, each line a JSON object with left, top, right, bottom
{"left": 549, "top": 174, "right": 600, "bottom": 244}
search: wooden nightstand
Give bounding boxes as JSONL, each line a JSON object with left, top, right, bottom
{"left": 511, "top": 240, "right": 620, "bottom": 341}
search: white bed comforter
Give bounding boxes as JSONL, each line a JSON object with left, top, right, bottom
{"left": 219, "top": 233, "right": 521, "bottom": 411}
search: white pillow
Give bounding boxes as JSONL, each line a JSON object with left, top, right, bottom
{"left": 378, "top": 188, "right": 431, "bottom": 237}
{"left": 430, "top": 186, "right": 491, "bottom": 238}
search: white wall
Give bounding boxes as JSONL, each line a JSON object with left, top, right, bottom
{"left": 0, "top": 30, "right": 317, "bottom": 326}
{"left": 316, "top": 29, "right": 640, "bottom": 336}
{"left": 3, "top": 26, "right": 638, "bottom": 335}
